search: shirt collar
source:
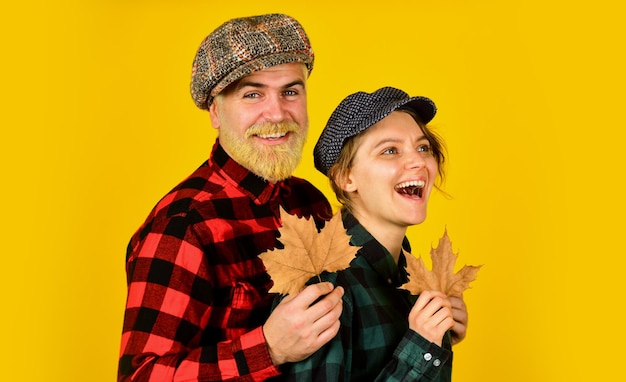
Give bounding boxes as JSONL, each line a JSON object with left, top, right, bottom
{"left": 208, "top": 141, "right": 291, "bottom": 205}
{"left": 342, "top": 211, "right": 410, "bottom": 287}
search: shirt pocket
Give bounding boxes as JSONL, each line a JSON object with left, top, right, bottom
{"left": 227, "top": 280, "right": 268, "bottom": 329}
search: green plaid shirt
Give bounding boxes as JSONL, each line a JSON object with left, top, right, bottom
{"left": 276, "top": 212, "right": 452, "bottom": 381}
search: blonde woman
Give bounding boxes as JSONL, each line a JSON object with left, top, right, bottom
{"left": 276, "top": 87, "right": 468, "bottom": 381}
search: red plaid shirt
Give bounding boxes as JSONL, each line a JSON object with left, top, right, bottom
{"left": 119, "top": 142, "right": 332, "bottom": 381}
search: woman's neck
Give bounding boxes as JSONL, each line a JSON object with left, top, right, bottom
{"left": 351, "top": 211, "right": 407, "bottom": 263}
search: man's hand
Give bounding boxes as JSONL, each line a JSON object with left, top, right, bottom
{"left": 449, "top": 294, "right": 468, "bottom": 345}
{"left": 408, "top": 290, "right": 454, "bottom": 347}
{"left": 263, "top": 282, "right": 344, "bottom": 366}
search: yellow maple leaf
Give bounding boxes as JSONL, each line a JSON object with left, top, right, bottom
{"left": 259, "top": 207, "right": 359, "bottom": 295}
{"left": 401, "top": 229, "right": 481, "bottom": 296}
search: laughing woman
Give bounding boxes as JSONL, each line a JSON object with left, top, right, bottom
{"left": 275, "top": 87, "right": 468, "bottom": 381}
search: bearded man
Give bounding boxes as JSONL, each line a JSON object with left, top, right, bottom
{"left": 119, "top": 14, "right": 344, "bottom": 381}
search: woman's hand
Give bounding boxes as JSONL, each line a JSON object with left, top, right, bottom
{"left": 449, "top": 294, "right": 468, "bottom": 345}
{"left": 408, "top": 290, "right": 454, "bottom": 346}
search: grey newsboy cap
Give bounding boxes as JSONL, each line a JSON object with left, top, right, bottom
{"left": 314, "top": 86, "right": 437, "bottom": 176}
{"left": 190, "top": 13, "right": 314, "bottom": 109}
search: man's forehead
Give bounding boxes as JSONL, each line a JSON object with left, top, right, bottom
{"left": 247, "top": 62, "right": 307, "bottom": 79}
{"left": 233, "top": 63, "right": 308, "bottom": 89}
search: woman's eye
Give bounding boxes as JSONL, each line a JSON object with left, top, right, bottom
{"left": 382, "top": 148, "right": 398, "bottom": 155}
{"left": 418, "top": 144, "right": 431, "bottom": 153}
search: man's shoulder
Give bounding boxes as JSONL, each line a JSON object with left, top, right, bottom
{"left": 157, "top": 164, "right": 222, "bottom": 206}
{"left": 284, "top": 176, "right": 331, "bottom": 217}
{"left": 286, "top": 176, "right": 326, "bottom": 197}
{"left": 132, "top": 163, "right": 224, "bottom": 227}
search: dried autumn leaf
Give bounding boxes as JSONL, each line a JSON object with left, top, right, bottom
{"left": 259, "top": 207, "right": 359, "bottom": 295}
{"left": 401, "top": 229, "right": 481, "bottom": 295}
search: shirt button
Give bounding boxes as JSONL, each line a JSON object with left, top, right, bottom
{"left": 387, "top": 278, "right": 393, "bottom": 284}
{"left": 424, "top": 353, "right": 432, "bottom": 361}
{"left": 433, "top": 359, "right": 441, "bottom": 367}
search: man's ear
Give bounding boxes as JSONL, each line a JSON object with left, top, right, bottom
{"left": 208, "top": 100, "right": 220, "bottom": 129}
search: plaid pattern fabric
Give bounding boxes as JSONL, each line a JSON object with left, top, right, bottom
{"left": 118, "top": 142, "right": 332, "bottom": 381}
{"left": 191, "top": 14, "right": 314, "bottom": 109}
{"left": 275, "top": 212, "right": 452, "bottom": 381}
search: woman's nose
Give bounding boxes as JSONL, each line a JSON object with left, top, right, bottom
{"left": 406, "top": 150, "right": 427, "bottom": 169}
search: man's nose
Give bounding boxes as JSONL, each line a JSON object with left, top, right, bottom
{"left": 262, "top": 95, "right": 287, "bottom": 122}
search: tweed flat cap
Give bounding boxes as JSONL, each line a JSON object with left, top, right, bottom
{"left": 190, "top": 13, "right": 314, "bottom": 109}
{"left": 314, "top": 86, "right": 437, "bottom": 176}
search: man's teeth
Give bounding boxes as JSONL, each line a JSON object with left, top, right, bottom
{"left": 394, "top": 180, "right": 426, "bottom": 190}
{"left": 257, "top": 132, "right": 287, "bottom": 139}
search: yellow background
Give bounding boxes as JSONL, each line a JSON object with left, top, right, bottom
{"left": 3, "top": 0, "right": 625, "bottom": 380}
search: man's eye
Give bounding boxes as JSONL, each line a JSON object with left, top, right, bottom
{"left": 243, "top": 92, "right": 260, "bottom": 99}
{"left": 284, "top": 89, "right": 298, "bottom": 96}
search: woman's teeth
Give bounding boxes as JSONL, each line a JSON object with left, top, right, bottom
{"left": 395, "top": 180, "right": 425, "bottom": 189}
{"left": 394, "top": 180, "right": 426, "bottom": 197}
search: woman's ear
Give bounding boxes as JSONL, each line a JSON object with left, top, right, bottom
{"left": 338, "top": 170, "right": 357, "bottom": 192}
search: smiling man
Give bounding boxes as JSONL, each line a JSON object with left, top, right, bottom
{"left": 118, "top": 14, "right": 344, "bottom": 381}
{"left": 209, "top": 62, "right": 309, "bottom": 184}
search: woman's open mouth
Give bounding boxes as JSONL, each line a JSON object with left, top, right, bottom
{"left": 394, "top": 180, "right": 425, "bottom": 198}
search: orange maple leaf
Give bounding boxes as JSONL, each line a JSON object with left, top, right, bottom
{"left": 259, "top": 207, "right": 359, "bottom": 295}
{"left": 401, "top": 229, "right": 481, "bottom": 296}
